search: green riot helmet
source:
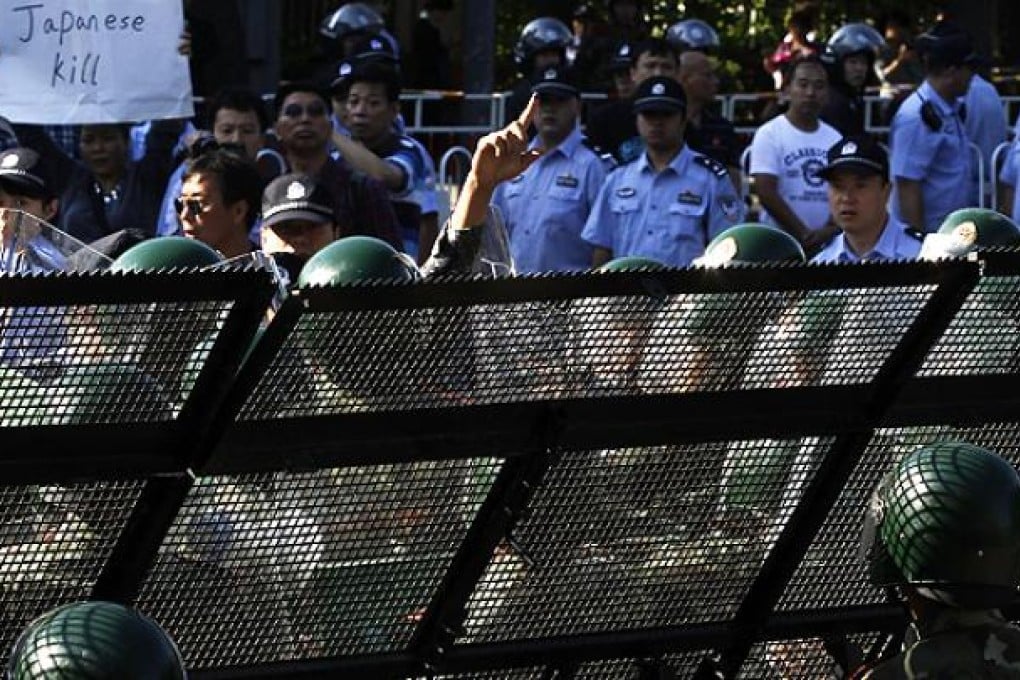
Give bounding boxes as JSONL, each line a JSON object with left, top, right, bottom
{"left": 9, "top": 600, "right": 185, "bottom": 679}
{"left": 596, "top": 256, "right": 667, "bottom": 272}
{"left": 697, "top": 223, "right": 806, "bottom": 266}
{"left": 297, "top": 236, "right": 419, "bottom": 287}
{"left": 862, "top": 441, "right": 1020, "bottom": 608}
{"left": 939, "top": 208, "right": 1020, "bottom": 252}
{"left": 110, "top": 237, "right": 223, "bottom": 272}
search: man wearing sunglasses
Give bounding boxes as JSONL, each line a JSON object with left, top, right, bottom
{"left": 176, "top": 147, "right": 264, "bottom": 259}
{"left": 272, "top": 82, "right": 401, "bottom": 252}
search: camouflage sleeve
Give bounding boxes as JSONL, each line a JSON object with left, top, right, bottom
{"left": 419, "top": 219, "right": 483, "bottom": 279}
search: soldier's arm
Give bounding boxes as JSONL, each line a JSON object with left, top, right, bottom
{"left": 753, "top": 173, "right": 812, "bottom": 242}
{"left": 896, "top": 178, "right": 925, "bottom": 232}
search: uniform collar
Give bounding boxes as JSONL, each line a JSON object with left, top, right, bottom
{"left": 529, "top": 125, "right": 584, "bottom": 159}
{"left": 637, "top": 144, "right": 690, "bottom": 174}
{"left": 836, "top": 215, "right": 908, "bottom": 262}
{"left": 919, "top": 79, "right": 960, "bottom": 117}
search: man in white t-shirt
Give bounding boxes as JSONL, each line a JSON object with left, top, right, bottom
{"left": 750, "top": 55, "right": 842, "bottom": 254}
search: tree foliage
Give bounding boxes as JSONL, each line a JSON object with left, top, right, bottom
{"left": 496, "top": 0, "right": 947, "bottom": 91}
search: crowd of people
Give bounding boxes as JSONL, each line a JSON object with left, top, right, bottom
{"left": 1, "top": 3, "right": 1017, "bottom": 279}
{"left": 1, "top": 2, "right": 1020, "bottom": 678}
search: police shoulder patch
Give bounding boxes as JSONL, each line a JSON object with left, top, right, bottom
{"left": 693, "top": 154, "right": 728, "bottom": 178}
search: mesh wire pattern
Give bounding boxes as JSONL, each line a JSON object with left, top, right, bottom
{"left": 238, "top": 285, "right": 934, "bottom": 420}
{"left": 135, "top": 457, "right": 501, "bottom": 669}
{"left": 0, "top": 481, "right": 144, "bottom": 667}
{"left": 779, "top": 423, "right": 1020, "bottom": 611}
{"left": 461, "top": 439, "right": 831, "bottom": 643}
{"left": 740, "top": 633, "right": 887, "bottom": 679}
{"left": 0, "top": 300, "right": 232, "bottom": 426}
{"left": 918, "top": 276, "right": 1020, "bottom": 376}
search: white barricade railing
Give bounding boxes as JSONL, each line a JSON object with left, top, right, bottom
{"left": 739, "top": 147, "right": 752, "bottom": 200}
{"left": 436, "top": 145, "right": 474, "bottom": 227}
{"left": 991, "top": 140, "right": 1013, "bottom": 212}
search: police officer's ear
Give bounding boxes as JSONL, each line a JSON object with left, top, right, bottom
{"left": 42, "top": 197, "right": 58, "bottom": 223}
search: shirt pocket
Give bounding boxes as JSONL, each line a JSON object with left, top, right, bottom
{"left": 664, "top": 201, "right": 708, "bottom": 247}
{"left": 610, "top": 197, "right": 640, "bottom": 215}
{"left": 548, "top": 184, "right": 583, "bottom": 203}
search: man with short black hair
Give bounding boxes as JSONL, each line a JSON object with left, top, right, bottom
{"left": 491, "top": 66, "right": 608, "bottom": 273}
{"left": 177, "top": 149, "right": 263, "bottom": 259}
{"left": 812, "top": 135, "right": 921, "bottom": 262}
{"left": 273, "top": 81, "right": 401, "bottom": 251}
{"left": 331, "top": 61, "right": 438, "bottom": 261}
{"left": 750, "top": 55, "right": 841, "bottom": 253}
{"left": 586, "top": 37, "right": 679, "bottom": 164}
{"left": 582, "top": 76, "right": 744, "bottom": 267}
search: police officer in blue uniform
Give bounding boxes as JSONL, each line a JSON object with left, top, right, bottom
{"left": 814, "top": 135, "right": 922, "bottom": 262}
{"left": 491, "top": 66, "right": 610, "bottom": 273}
{"left": 889, "top": 21, "right": 978, "bottom": 233}
{"left": 582, "top": 76, "right": 745, "bottom": 267}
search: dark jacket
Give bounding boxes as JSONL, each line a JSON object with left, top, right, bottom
{"left": 15, "top": 121, "right": 182, "bottom": 243}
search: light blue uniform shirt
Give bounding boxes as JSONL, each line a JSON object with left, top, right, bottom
{"left": 582, "top": 145, "right": 745, "bottom": 267}
{"left": 963, "top": 74, "right": 1007, "bottom": 206}
{"left": 812, "top": 215, "right": 922, "bottom": 263}
{"left": 491, "top": 127, "right": 607, "bottom": 273}
{"left": 889, "top": 80, "right": 972, "bottom": 233}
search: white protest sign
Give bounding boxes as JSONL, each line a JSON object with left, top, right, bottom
{"left": 0, "top": 1, "right": 194, "bottom": 124}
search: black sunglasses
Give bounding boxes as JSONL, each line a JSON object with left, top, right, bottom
{"left": 174, "top": 197, "right": 210, "bottom": 216}
{"left": 282, "top": 102, "right": 328, "bottom": 118}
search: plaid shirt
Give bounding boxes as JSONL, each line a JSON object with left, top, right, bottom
{"left": 317, "top": 157, "right": 402, "bottom": 252}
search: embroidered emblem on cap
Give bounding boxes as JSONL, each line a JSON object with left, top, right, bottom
{"left": 286, "top": 181, "right": 307, "bottom": 200}
{"left": 619, "top": 44, "right": 630, "bottom": 56}
{"left": 652, "top": 83, "right": 666, "bottom": 95}
{"left": 692, "top": 27, "right": 705, "bottom": 39}
{"left": 370, "top": 38, "right": 383, "bottom": 50}
{"left": 953, "top": 221, "right": 978, "bottom": 246}
{"left": 713, "top": 236, "right": 738, "bottom": 262}
{"left": 339, "top": 62, "right": 353, "bottom": 77}
{"left": 544, "top": 68, "right": 556, "bottom": 80}
{"left": 841, "top": 141, "right": 858, "bottom": 155}
{"left": 1, "top": 154, "right": 19, "bottom": 169}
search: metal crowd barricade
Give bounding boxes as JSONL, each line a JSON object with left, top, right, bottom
{"left": 8, "top": 253, "right": 1020, "bottom": 677}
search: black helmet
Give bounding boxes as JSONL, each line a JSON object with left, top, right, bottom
{"left": 827, "top": 22, "right": 886, "bottom": 60}
{"left": 513, "top": 17, "right": 572, "bottom": 72}
{"left": 319, "top": 3, "right": 385, "bottom": 42}
{"left": 9, "top": 601, "right": 185, "bottom": 679}
{"left": 665, "top": 19, "right": 720, "bottom": 53}
{"left": 862, "top": 442, "right": 1020, "bottom": 608}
